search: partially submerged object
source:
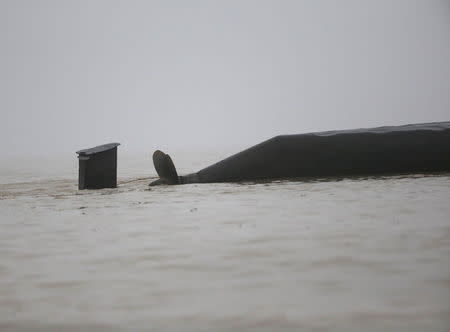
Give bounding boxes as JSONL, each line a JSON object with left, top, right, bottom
{"left": 150, "top": 122, "right": 450, "bottom": 185}
{"left": 76, "top": 143, "right": 120, "bottom": 190}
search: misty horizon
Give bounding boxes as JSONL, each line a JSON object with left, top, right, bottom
{"left": 2, "top": 0, "right": 450, "bottom": 158}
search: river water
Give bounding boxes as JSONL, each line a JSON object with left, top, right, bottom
{"left": 1, "top": 152, "right": 449, "bottom": 331}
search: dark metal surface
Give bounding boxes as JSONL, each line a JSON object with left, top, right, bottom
{"left": 77, "top": 143, "right": 119, "bottom": 190}
{"left": 76, "top": 143, "right": 120, "bottom": 156}
{"left": 152, "top": 121, "right": 450, "bottom": 185}
{"left": 152, "top": 150, "right": 180, "bottom": 185}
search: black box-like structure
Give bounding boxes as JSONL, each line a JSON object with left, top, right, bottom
{"left": 76, "top": 143, "right": 120, "bottom": 190}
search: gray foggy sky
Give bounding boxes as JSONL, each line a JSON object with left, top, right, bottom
{"left": 1, "top": 0, "right": 449, "bottom": 157}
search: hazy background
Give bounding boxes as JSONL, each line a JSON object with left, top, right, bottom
{"left": 1, "top": 0, "right": 450, "bottom": 158}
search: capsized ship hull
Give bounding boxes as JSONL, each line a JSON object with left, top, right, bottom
{"left": 151, "top": 122, "right": 450, "bottom": 185}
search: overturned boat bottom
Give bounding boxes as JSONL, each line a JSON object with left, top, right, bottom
{"left": 150, "top": 122, "right": 450, "bottom": 186}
